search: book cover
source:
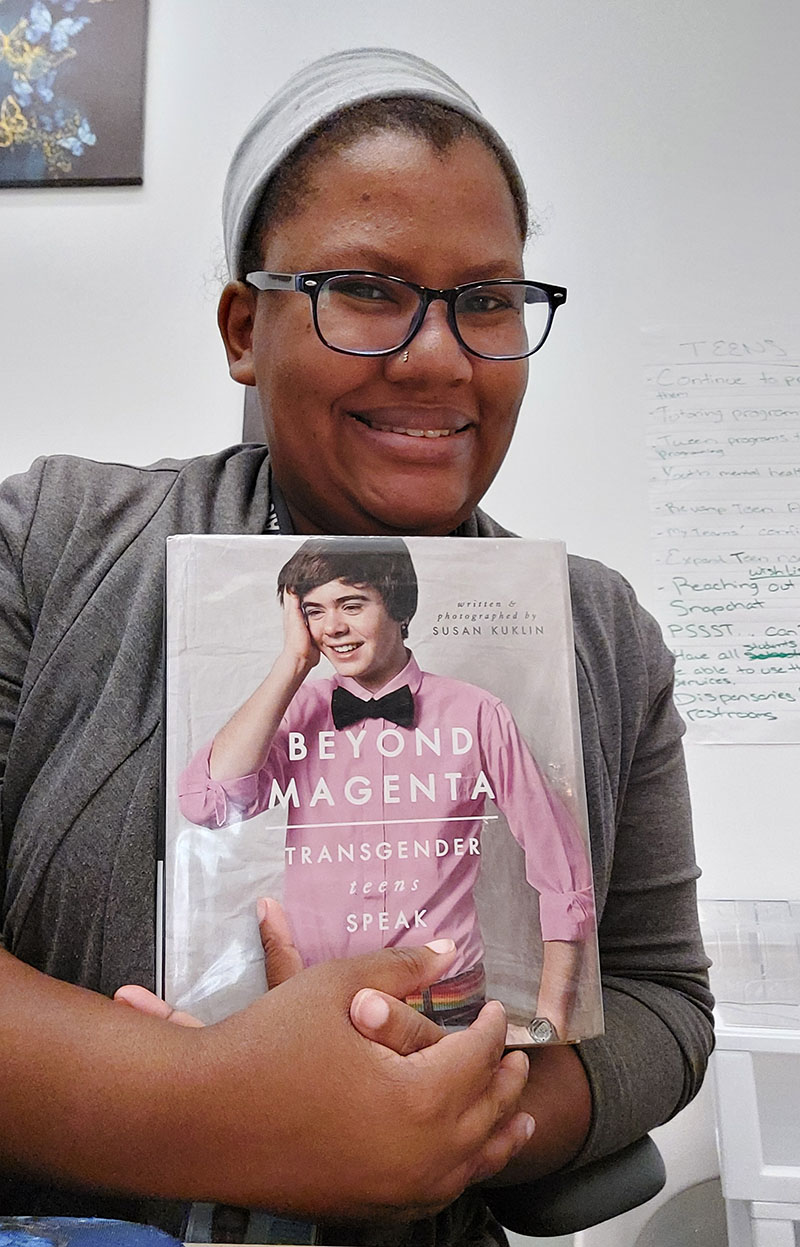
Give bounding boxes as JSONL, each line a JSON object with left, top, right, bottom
{"left": 163, "top": 535, "right": 603, "bottom": 1045}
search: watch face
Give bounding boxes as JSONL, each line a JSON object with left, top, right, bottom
{"left": 528, "top": 1017, "right": 556, "bottom": 1043}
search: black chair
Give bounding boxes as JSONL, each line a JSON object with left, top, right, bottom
{"left": 484, "top": 1135, "right": 666, "bottom": 1238}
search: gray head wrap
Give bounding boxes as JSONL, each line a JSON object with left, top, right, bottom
{"left": 222, "top": 46, "right": 524, "bottom": 278}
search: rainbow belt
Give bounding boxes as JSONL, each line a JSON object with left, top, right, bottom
{"left": 405, "top": 962, "right": 487, "bottom": 1028}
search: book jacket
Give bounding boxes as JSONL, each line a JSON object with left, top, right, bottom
{"left": 162, "top": 535, "right": 603, "bottom": 1045}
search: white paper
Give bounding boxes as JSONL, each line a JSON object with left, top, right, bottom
{"left": 645, "top": 327, "right": 800, "bottom": 743}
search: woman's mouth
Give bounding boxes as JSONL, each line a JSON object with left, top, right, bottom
{"left": 349, "top": 411, "right": 472, "bottom": 439}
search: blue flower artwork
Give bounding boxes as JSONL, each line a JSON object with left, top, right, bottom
{"left": 0, "top": 0, "right": 147, "bottom": 186}
{"left": 0, "top": 1218, "right": 183, "bottom": 1246}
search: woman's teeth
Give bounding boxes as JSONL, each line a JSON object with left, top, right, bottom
{"left": 352, "top": 414, "right": 459, "bottom": 437}
{"left": 390, "top": 426, "right": 454, "bottom": 438}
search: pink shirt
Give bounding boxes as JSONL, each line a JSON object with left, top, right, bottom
{"left": 178, "top": 654, "right": 594, "bottom": 974}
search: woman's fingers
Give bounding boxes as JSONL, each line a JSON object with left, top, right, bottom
{"left": 258, "top": 897, "right": 304, "bottom": 987}
{"left": 113, "top": 984, "right": 205, "bottom": 1028}
{"left": 113, "top": 928, "right": 532, "bottom": 1206}
{"left": 397, "top": 1001, "right": 532, "bottom": 1181}
{"left": 410, "top": 999, "right": 513, "bottom": 1091}
{"left": 114, "top": 927, "right": 527, "bottom": 1196}
{"left": 467, "top": 1107, "right": 536, "bottom": 1185}
{"left": 217, "top": 952, "right": 533, "bottom": 1217}
{"left": 341, "top": 937, "right": 458, "bottom": 1001}
{"left": 350, "top": 987, "right": 445, "bottom": 1055}
{"left": 347, "top": 980, "right": 532, "bottom": 1170}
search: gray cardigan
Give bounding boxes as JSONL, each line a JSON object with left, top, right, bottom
{"left": 0, "top": 447, "right": 713, "bottom": 1230}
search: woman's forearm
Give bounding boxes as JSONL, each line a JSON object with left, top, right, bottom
{"left": 0, "top": 945, "right": 534, "bottom": 1219}
{"left": 484, "top": 1042, "right": 592, "bottom": 1185}
{"left": 0, "top": 948, "right": 203, "bottom": 1195}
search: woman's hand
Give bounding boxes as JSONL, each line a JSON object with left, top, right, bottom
{"left": 257, "top": 895, "right": 459, "bottom": 1056}
{"left": 3, "top": 943, "right": 531, "bottom": 1223}
{"left": 113, "top": 900, "right": 534, "bottom": 1219}
{"left": 113, "top": 986, "right": 205, "bottom": 1027}
{"left": 113, "top": 900, "right": 451, "bottom": 1060}
{"left": 115, "top": 899, "right": 471, "bottom": 1063}
{"left": 198, "top": 943, "right": 533, "bottom": 1219}
{"left": 111, "top": 944, "right": 533, "bottom": 1220}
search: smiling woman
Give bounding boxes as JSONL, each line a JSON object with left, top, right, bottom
{"left": 220, "top": 125, "right": 531, "bottom": 535}
{"left": 0, "top": 44, "right": 712, "bottom": 1247}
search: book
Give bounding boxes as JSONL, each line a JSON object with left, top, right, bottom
{"left": 162, "top": 534, "right": 603, "bottom": 1045}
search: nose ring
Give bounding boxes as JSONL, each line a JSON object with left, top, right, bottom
{"left": 401, "top": 350, "right": 409, "bottom": 363}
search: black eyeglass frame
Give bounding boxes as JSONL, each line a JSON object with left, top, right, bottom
{"left": 245, "top": 269, "right": 567, "bottom": 360}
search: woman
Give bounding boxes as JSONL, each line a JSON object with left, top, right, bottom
{"left": 0, "top": 47, "right": 713, "bottom": 1247}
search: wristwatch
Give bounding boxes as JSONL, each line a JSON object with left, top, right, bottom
{"left": 527, "top": 1017, "right": 559, "bottom": 1043}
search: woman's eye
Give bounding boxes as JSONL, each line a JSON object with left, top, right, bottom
{"left": 461, "top": 293, "right": 513, "bottom": 315}
{"left": 333, "top": 279, "right": 398, "bottom": 304}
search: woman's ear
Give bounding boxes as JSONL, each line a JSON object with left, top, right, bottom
{"left": 218, "top": 281, "right": 257, "bottom": 386}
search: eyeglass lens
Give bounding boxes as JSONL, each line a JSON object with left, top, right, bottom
{"left": 315, "top": 275, "right": 551, "bottom": 358}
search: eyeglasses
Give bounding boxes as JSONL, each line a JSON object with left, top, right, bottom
{"left": 245, "top": 270, "right": 567, "bottom": 361}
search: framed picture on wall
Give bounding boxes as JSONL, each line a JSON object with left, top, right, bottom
{"left": 0, "top": 0, "right": 148, "bottom": 188}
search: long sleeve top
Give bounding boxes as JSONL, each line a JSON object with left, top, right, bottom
{"left": 0, "top": 446, "right": 714, "bottom": 1235}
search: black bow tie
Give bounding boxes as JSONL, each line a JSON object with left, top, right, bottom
{"left": 331, "top": 684, "right": 415, "bottom": 731}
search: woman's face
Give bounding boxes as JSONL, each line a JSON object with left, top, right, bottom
{"left": 224, "top": 130, "right": 528, "bottom": 536}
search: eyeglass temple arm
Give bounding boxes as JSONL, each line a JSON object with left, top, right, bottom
{"left": 245, "top": 272, "right": 299, "bottom": 291}
{"left": 525, "top": 284, "right": 568, "bottom": 307}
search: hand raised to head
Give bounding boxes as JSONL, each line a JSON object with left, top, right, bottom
{"left": 281, "top": 587, "right": 320, "bottom": 671}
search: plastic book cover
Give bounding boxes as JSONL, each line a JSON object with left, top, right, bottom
{"left": 162, "top": 534, "right": 603, "bottom": 1045}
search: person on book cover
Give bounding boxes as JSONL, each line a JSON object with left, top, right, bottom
{"left": 179, "top": 537, "right": 595, "bottom": 1040}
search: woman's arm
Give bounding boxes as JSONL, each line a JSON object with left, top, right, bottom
{"left": 565, "top": 586, "right": 714, "bottom": 1169}
{"left": 0, "top": 943, "right": 534, "bottom": 1220}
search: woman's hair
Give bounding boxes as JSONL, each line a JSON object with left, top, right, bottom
{"left": 240, "top": 96, "right": 529, "bottom": 276}
{"left": 277, "top": 536, "right": 419, "bottom": 632}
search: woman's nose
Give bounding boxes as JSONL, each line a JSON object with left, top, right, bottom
{"left": 385, "top": 299, "right": 473, "bottom": 384}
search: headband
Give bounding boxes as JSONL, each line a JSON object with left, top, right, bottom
{"left": 222, "top": 46, "right": 523, "bottom": 278}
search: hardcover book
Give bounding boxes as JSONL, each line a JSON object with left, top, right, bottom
{"left": 162, "top": 534, "right": 603, "bottom": 1045}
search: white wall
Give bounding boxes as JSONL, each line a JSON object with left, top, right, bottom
{"left": 5, "top": 4, "right": 800, "bottom": 1239}
{"left": 6, "top": 0, "right": 798, "bottom": 901}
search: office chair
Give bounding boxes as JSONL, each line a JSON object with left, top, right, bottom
{"left": 181, "top": 1135, "right": 666, "bottom": 1241}
{"left": 485, "top": 1134, "right": 666, "bottom": 1237}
